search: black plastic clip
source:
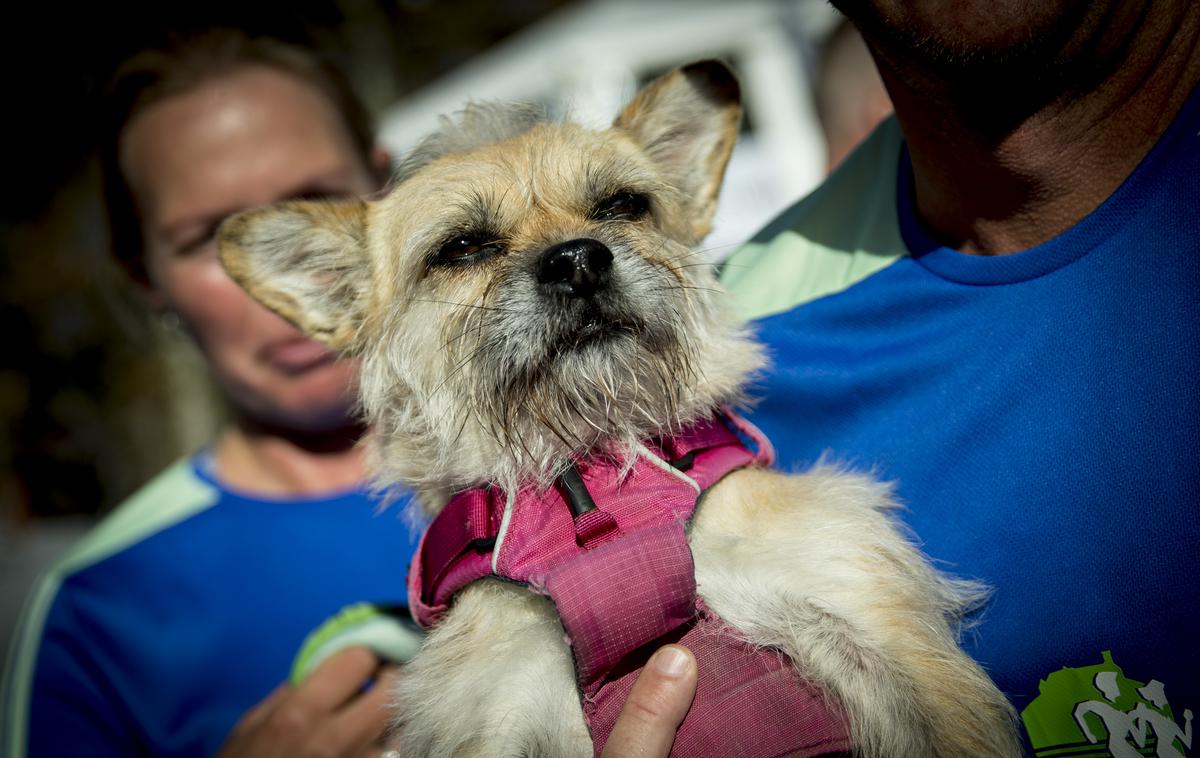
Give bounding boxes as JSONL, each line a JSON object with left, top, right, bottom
{"left": 557, "top": 462, "right": 599, "bottom": 518}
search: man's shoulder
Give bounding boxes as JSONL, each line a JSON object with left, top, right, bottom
{"left": 721, "top": 117, "right": 909, "bottom": 321}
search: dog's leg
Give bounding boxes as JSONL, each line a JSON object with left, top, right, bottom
{"left": 690, "top": 466, "right": 1022, "bottom": 758}
{"left": 391, "top": 580, "right": 591, "bottom": 757}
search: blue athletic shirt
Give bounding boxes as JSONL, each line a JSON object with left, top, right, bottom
{"left": 723, "top": 88, "right": 1198, "bottom": 755}
{"left": 2, "top": 454, "right": 420, "bottom": 757}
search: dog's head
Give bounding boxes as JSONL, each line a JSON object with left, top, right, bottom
{"left": 219, "top": 61, "right": 764, "bottom": 507}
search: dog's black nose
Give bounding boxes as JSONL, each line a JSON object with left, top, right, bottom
{"left": 536, "top": 239, "right": 613, "bottom": 299}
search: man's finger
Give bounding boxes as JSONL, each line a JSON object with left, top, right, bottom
{"left": 601, "top": 645, "right": 697, "bottom": 758}
{"left": 292, "top": 646, "right": 382, "bottom": 713}
{"left": 321, "top": 666, "right": 399, "bottom": 754}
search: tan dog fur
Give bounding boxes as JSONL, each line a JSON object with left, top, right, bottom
{"left": 219, "top": 61, "right": 1021, "bottom": 757}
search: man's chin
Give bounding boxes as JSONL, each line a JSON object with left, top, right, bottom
{"left": 832, "top": 0, "right": 1098, "bottom": 73}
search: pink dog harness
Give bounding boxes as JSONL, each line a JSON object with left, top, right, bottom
{"left": 409, "top": 413, "right": 851, "bottom": 756}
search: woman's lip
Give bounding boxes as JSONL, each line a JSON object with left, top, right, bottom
{"left": 260, "top": 337, "right": 337, "bottom": 373}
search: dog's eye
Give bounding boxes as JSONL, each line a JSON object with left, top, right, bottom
{"left": 434, "top": 234, "right": 503, "bottom": 266}
{"left": 592, "top": 192, "right": 649, "bottom": 222}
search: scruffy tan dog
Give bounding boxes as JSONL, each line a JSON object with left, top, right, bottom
{"left": 219, "top": 62, "right": 1019, "bottom": 757}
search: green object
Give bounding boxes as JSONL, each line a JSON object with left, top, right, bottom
{"left": 1021, "top": 651, "right": 1186, "bottom": 757}
{"left": 290, "top": 602, "right": 424, "bottom": 685}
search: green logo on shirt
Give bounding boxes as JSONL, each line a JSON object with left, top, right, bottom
{"left": 1021, "top": 651, "right": 1193, "bottom": 757}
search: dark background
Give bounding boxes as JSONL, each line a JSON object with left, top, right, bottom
{"left": 0, "top": 0, "right": 573, "bottom": 523}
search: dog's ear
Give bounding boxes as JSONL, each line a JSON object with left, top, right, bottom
{"left": 614, "top": 60, "right": 741, "bottom": 240}
{"left": 218, "top": 199, "right": 370, "bottom": 353}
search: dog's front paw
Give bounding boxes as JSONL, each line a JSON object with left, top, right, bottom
{"left": 389, "top": 581, "right": 592, "bottom": 758}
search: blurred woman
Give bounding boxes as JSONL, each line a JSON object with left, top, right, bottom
{"left": 2, "top": 30, "right": 416, "bottom": 757}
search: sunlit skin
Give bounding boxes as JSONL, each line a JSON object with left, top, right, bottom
{"left": 121, "top": 66, "right": 385, "bottom": 494}
{"left": 834, "top": 0, "right": 1200, "bottom": 253}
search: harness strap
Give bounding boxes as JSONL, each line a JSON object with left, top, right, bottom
{"left": 544, "top": 521, "right": 697, "bottom": 689}
{"left": 542, "top": 504, "right": 852, "bottom": 756}
{"left": 413, "top": 488, "right": 500, "bottom": 621}
{"left": 411, "top": 412, "right": 770, "bottom": 626}
{"left": 407, "top": 411, "right": 853, "bottom": 756}
{"left": 572, "top": 508, "right": 622, "bottom": 550}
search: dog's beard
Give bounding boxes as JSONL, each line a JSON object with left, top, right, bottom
{"left": 436, "top": 248, "right": 720, "bottom": 487}
{"left": 472, "top": 310, "right": 695, "bottom": 466}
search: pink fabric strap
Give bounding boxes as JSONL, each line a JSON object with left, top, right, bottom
{"left": 544, "top": 522, "right": 851, "bottom": 756}
{"left": 406, "top": 412, "right": 852, "bottom": 755}
{"left": 410, "top": 412, "right": 771, "bottom": 626}
{"left": 572, "top": 508, "right": 622, "bottom": 550}
{"left": 543, "top": 522, "right": 697, "bottom": 689}
{"left": 419, "top": 489, "right": 497, "bottom": 592}
{"left": 409, "top": 488, "right": 501, "bottom": 626}
{"left": 589, "top": 600, "right": 853, "bottom": 757}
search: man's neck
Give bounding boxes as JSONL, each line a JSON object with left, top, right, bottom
{"left": 873, "top": 0, "right": 1200, "bottom": 254}
{"left": 212, "top": 419, "right": 368, "bottom": 497}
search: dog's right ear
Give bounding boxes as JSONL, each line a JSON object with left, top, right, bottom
{"left": 614, "top": 60, "right": 742, "bottom": 241}
{"left": 218, "top": 199, "right": 370, "bottom": 353}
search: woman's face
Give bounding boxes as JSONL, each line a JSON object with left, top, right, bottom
{"left": 121, "top": 66, "right": 380, "bottom": 433}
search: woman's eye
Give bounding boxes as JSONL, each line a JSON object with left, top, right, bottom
{"left": 435, "top": 235, "right": 503, "bottom": 265}
{"left": 592, "top": 192, "right": 650, "bottom": 222}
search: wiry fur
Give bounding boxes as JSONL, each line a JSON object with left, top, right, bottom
{"left": 219, "top": 61, "right": 1021, "bottom": 756}
{"left": 388, "top": 581, "right": 592, "bottom": 757}
{"left": 356, "top": 105, "right": 762, "bottom": 507}
{"left": 691, "top": 466, "right": 1015, "bottom": 757}
{"left": 394, "top": 101, "right": 548, "bottom": 183}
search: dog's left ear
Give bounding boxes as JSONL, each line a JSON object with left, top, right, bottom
{"left": 218, "top": 200, "right": 371, "bottom": 353}
{"left": 614, "top": 60, "right": 741, "bottom": 240}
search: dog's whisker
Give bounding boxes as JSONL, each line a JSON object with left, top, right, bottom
{"left": 689, "top": 240, "right": 745, "bottom": 257}
{"left": 446, "top": 401, "right": 474, "bottom": 451}
{"left": 432, "top": 334, "right": 507, "bottom": 397}
{"left": 411, "top": 296, "right": 515, "bottom": 313}
{"left": 651, "top": 283, "right": 725, "bottom": 296}
{"left": 711, "top": 260, "right": 754, "bottom": 270}
{"left": 667, "top": 261, "right": 723, "bottom": 272}
{"left": 549, "top": 372, "right": 604, "bottom": 442}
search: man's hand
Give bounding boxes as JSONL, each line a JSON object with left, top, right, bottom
{"left": 217, "top": 646, "right": 395, "bottom": 758}
{"left": 601, "top": 645, "right": 698, "bottom": 758}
